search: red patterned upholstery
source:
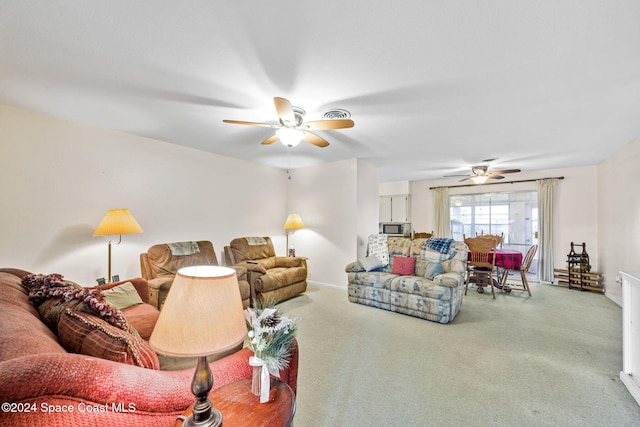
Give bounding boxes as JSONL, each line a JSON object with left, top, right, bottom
{"left": 0, "top": 268, "right": 298, "bottom": 426}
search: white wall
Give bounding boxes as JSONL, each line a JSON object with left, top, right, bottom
{"left": 409, "top": 166, "right": 599, "bottom": 280}
{"left": 356, "top": 160, "right": 380, "bottom": 259}
{"left": 598, "top": 137, "right": 640, "bottom": 304}
{"left": 285, "top": 158, "right": 378, "bottom": 287}
{"left": 0, "top": 105, "right": 287, "bottom": 285}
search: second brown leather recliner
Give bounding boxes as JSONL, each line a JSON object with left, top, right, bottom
{"left": 225, "top": 236, "right": 307, "bottom": 306}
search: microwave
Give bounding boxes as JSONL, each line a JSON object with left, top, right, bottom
{"left": 380, "top": 222, "right": 411, "bottom": 236}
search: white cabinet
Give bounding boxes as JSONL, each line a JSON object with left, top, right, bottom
{"left": 379, "top": 195, "right": 411, "bottom": 223}
{"left": 621, "top": 272, "right": 640, "bottom": 406}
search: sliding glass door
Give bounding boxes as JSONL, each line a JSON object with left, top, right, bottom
{"left": 450, "top": 191, "right": 539, "bottom": 278}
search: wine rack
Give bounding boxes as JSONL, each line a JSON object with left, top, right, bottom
{"left": 554, "top": 242, "right": 603, "bottom": 293}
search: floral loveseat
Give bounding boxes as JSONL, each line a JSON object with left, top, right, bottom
{"left": 0, "top": 268, "right": 297, "bottom": 427}
{"left": 346, "top": 235, "right": 468, "bottom": 324}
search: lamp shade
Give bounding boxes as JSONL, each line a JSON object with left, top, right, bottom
{"left": 276, "top": 128, "right": 304, "bottom": 147}
{"left": 470, "top": 175, "right": 489, "bottom": 185}
{"left": 149, "top": 266, "right": 246, "bottom": 357}
{"left": 283, "top": 213, "right": 305, "bottom": 230}
{"left": 93, "top": 209, "right": 144, "bottom": 236}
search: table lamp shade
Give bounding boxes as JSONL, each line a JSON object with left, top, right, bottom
{"left": 149, "top": 266, "right": 246, "bottom": 357}
{"left": 283, "top": 214, "right": 305, "bottom": 230}
{"left": 93, "top": 209, "right": 144, "bottom": 236}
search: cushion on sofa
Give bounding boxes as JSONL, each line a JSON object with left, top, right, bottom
{"left": 391, "top": 256, "right": 416, "bottom": 276}
{"left": 101, "top": 281, "right": 144, "bottom": 310}
{"left": 424, "top": 260, "right": 445, "bottom": 279}
{"left": 57, "top": 309, "right": 160, "bottom": 369}
{"left": 121, "top": 303, "right": 160, "bottom": 340}
{"left": 358, "top": 255, "right": 385, "bottom": 272}
{"left": 367, "top": 234, "right": 389, "bottom": 266}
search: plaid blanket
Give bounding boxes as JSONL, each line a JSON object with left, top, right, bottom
{"left": 425, "top": 238, "right": 454, "bottom": 254}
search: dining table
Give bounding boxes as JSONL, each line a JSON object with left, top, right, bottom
{"left": 468, "top": 248, "right": 523, "bottom": 293}
{"left": 490, "top": 249, "right": 523, "bottom": 270}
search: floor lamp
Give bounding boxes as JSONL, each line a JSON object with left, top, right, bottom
{"left": 93, "top": 208, "right": 143, "bottom": 283}
{"left": 283, "top": 213, "right": 305, "bottom": 256}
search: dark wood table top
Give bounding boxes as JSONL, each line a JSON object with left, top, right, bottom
{"left": 174, "top": 378, "right": 295, "bottom": 427}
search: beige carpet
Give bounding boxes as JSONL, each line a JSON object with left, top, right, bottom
{"left": 278, "top": 281, "right": 640, "bottom": 426}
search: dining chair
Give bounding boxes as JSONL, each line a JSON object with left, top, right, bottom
{"left": 500, "top": 244, "right": 537, "bottom": 296}
{"left": 413, "top": 231, "right": 433, "bottom": 239}
{"left": 464, "top": 236, "right": 498, "bottom": 299}
{"left": 475, "top": 231, "right": 504, "bottom": 249}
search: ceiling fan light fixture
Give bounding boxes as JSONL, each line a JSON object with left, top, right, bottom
{"left": 276, "top": 128, "right": 304, "bottom": 147}
{"left": 471, "top": 174, "right": 490, "bottom": 184}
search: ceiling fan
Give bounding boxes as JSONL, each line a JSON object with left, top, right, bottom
{"left": 223, "top": 97, "right": 354, "bottom": 148}
{"left": 445, "top": 162, "right": 521, "bottom": 184}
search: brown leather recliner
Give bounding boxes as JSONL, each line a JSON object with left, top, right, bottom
{"left": 224, "top": 236, "right": 307, "bottom": 306}
{"left": 140, "top": 240, "right": 251, "bottom": 309}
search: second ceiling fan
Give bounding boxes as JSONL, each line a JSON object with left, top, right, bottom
{"left": 445, "top": 162, "right": 521, "bottom": 184}
{"left": 223, "top": 97, "right": 354, "bottom": 148}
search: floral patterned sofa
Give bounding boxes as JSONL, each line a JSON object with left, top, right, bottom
{"left": 346, "top": 235, "right": 468, "bottom": 324}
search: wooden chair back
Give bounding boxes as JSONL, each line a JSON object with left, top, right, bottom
{"left": 413, "top": 231, "right": 433, "bottom": 239}
{"left": 464, "top": 237, "right": 498, "bottom": 270}
{"left": 474, "top": 232, "right": 504, "bottom": 249}
{"left": 521, "top": 244, "right": 538, "bottom": 272}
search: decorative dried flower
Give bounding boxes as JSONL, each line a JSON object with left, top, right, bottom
{"left": 244, "top": 305, "right": 299, "bottom": 375}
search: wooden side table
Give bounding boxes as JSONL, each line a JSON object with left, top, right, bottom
{"left": 174, "top": 378, "right": 296, "bottom": 427}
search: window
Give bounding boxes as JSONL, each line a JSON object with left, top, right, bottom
{"left": 449, "top": 191, "right": 538, "bottom": 251}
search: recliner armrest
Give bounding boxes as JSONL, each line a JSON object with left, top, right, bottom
{"left": 230, "top": 265, "right": 248, "bottom": 281}
{"left": 274, "top": 256, "right": 302, "bottom": 268}
{"left": 236, "top": 261, "right": 267, "bottom": 275}
{"left": 147, "top": 276, "right": 174, "bottom": 291}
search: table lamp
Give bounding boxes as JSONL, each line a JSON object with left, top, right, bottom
{"left": 149, "top": 266, "right": 246, "bottom": 427}
{"left": 283, "top": 213, "right": 305, "bottom": 256}
{"left": 93, "top": 208, "right": 143, "bottom": 283}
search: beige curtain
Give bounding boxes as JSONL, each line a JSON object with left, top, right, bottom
{"left": 433, "top": 187, "right": 451, "bottom": 238}
{"left": 537, "top": 178, "right": 558, "bottom": 283}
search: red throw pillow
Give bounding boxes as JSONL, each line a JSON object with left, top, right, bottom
{"left": 391, "top": 256, "right": 416, "bottom": 276}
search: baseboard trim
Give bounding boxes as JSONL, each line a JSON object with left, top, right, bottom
{"left": 605, "top": 291, "right": 623, "bottom": 307}
{"left": 308, "top": 280, "right": 346, "bottom": 290}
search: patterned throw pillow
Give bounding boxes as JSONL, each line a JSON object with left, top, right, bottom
{"left": 424, "top": 260, "right": 445, "bottom": 280}
{"left": 391, "top": 256, "right": 416, "bottom": 276}
{"left": 358, "top": 255, "right": 385, "bottom": 272}
{"left": 367, "top": 234, "right": 389, "bottom": 266}
{"left": 57, "top": 309, "right": 159, "bottom": 369}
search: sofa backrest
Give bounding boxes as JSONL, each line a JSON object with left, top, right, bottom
{"left": 365, "top": 235, "right": 467, "bottom": 277}
{"left": 228, "top": 237, "right": 276, "bottom": 262}
{"left": 140, "top": 241, "right": 218, "bottom": 280}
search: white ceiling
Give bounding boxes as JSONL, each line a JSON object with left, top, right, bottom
{"left": 2, "top": 1, "right": 640, "bottom": 182}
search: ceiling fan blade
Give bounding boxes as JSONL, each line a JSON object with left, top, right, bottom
{"left": 490, "top": 169, "right": 521, "bottom": 175}
{"left": 274, "top": 97, "right": 296, "bottom": 126}
{"left": 490, "top": 175, "right": 506, "bottom": 179}
{"left": 459, "top": 177, "right": 471, "bottom": 182}
{"left": 222, "top": 119, "right": 279, "bottom": 129}
{"left": 303, "top": 119, "right": 355, "bottom": 130}
{"left": 261, "top": 134, "right": 279, "bottom": 145}
{"left": 304, "top": 132, "right": 330, "bottom": 148}
{"left": 444, "top": 174, "right": 471, "bottom": 178}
